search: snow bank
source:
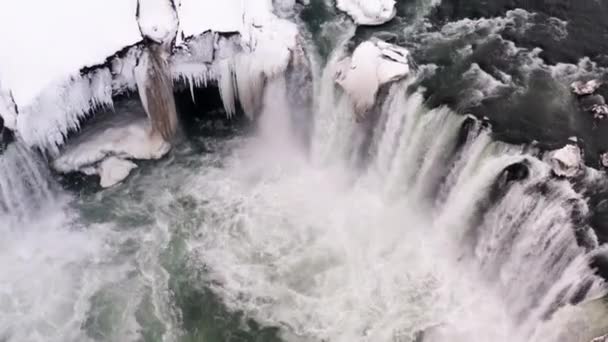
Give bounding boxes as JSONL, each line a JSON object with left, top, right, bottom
{"left": 335, "top": 39, "right": 411, "bottom": 116}
{"left": 0, "top": 0, "right": 141, "bottom": 107}
{"left": 178, "top": 0, "right": 243, "bottom": 37}
{"left": 336, "top": 0, "right": 396, "bottom": 25}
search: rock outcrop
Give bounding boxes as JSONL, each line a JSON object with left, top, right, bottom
{"left": 549, "top": 144, "right": 583, "bottom": 178}
{"left": 335, "top": 39, "right": 412, "bottom": 118}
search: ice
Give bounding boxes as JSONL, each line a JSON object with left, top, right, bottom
{"left": 336, "top": 0, "right": 397, "bottom": 25}
{"left": 98, "top": 157, "right": 138, "bottom": 188}
{"left": 2, "top": 0, "right": 300, "bottom": 151}
{"left": 17, "top": 69, "right": 115, "bottom": 153}
{"left": 177, "top": 0, "right": 243, "bottom": 37}
{"left": 335, "top": 39, "right": 411, "bottom": 116}
{"left": 137, "top": 0, "right": 178, "bottom": 44}
{"left": 52, "top": 104, "right": 170, "bottom": 187}
{"left": 0, "top": 0, "right": 141, "bottom": 108}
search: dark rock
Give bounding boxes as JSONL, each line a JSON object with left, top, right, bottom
{"left": 590, "top": 252, "right": 608, "bottom": 281}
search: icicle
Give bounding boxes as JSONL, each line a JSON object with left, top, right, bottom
{"left": 217, "top": 59, "right": 237, "bottom": 118}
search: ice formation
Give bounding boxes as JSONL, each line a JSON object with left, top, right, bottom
{"left": 0, "top": 0, "right": 300, "bottom": 155}
{"left": 53, "top": 113, "right": 170, "bottom": 187}
{"left": 336, "top": 0, "right": 397, "bottom": 25}
{"left": 335, "top": 39, "right": 411, "bottom": 116}
{"left": 550, "top": 144, "right": 583, "bottom": 178}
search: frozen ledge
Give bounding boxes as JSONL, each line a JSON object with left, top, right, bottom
{"left": 1, "top": 0, "right": 299, "bottom": 153}
{"left": 335, "top": 39, "right": 411, "bottom": 117}
{"left": 53, "top": 112, "right": 170, "bottom": 188}
{"left": 336, "top": 0, "right": 396, "bottom": 25}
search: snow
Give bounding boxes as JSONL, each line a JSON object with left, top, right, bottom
{"left": 336, "top": 0, "right": 396, "bottom": 25}
{"left": 550, "top": 144, "right": 582, "bottom": 178}
{"left": 177, "top": 0, "right": 243, "bottom": 37}
{"left": 137, "top": 0, "right": 178, "bottom": 44}
{"left": 0, "top": 82, "right": 17, "bottom": 130}
{"left": 98, "top": 157, "right": 138, "bottom": 188}
{"left": 53, "top": 107, "right": 170, "bottom": 187}
{"left": 571, "top": 80, "right": 603, "bottom": 96}
{"left": 0, "top": 0, "right": 141, "bottom": 108}
{"left": 335, "top": 39, "right": 411, "bottom": 115}
{"left": 1, "top": 0, "right": 300, "bottom": 152}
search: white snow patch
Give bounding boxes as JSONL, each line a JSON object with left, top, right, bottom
{"left": 53, "top": 114, "right": 170, "bottom": 175}
{"left": 335, "top": 39, "right": 411, "bottom": 115}
{"left": 549, "top": 144, "right": 582, "bottom": 178}
{"left": 571, "top": 80, "right": 603, "bottom": 96}
{"left": 98, "top": 157, "right": 138, "bottom": 188}
{"left": 0, "top": 0, "right": 141, "bottom": 108}
{"left": 137, "top": 0, "right": 178, "bottom": 44}
{"left": 336, "top": 0, "right": 397, "bottom": 25}
{"left": 177, "top": 0, "right": 243, "bottom": 37}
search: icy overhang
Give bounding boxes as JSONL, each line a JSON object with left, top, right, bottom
{"left": 0, "top": 0, "right": 142, "bottom": 108}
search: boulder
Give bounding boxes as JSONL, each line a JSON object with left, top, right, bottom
{"left": 98, "top": 157, "right": 138, "bottom": 188}
{"left": 549, "top": 144, "right": 582, "bottom": 178}
{"left": 591, "top": 104, "right": 608, "bottom": 120}
{"left": 335, "top": 39, "right": 411, "bottom": 117}
{"left": 572, "top": 80, "right": 603, "bottom": 96}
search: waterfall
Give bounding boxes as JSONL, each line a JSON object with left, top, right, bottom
{"left": 177, "top": 51, "right": 606, "bottom": 342}
{"left": 0, "top": 143, "right": 58, "bottom": 226}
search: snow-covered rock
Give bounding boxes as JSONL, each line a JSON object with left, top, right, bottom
{"left": 571, "top": 80, "right": 603, "bottom": 96}
{"left": 336, "top": 0, "right": 396, "bottom": 25}
{"left": 335, "top": 39, "right": 411, "bottom": 116}
{"left": 550, "top": 144, "right": 583, "bottom": 178}
{"left": 591, "top": 335, "right": 608, "bottom": 342}
{"left": 137, "top": 0, "right": 178, "bottom": 45}
{"left": 98, "top": 157, "right": 138, "bottom": 188}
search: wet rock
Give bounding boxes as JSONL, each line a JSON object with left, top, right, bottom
{"left": 601, "top": 152, "right": 608, "bottom": 168}
{"left": 0, "top": 116, "right": 14, "bottom": 151}
{"left": 550, "top": 144, "right": 582, "bottom": 178}
{"left": 590, "top": 252, "right": 608, "bottom": 281}
{"left": 580, "top": 94, "right": 606, "bottom": 110}
{"left": 591, "top": 104, "right": 608, "bottom": 120}
{"left": 503, "top": 160, "right": 530, "bottom": 183}
{"left": 571, "top": 80, "right": 603, "bottom": 96}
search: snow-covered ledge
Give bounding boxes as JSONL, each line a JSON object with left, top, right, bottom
{"left": 336, "top": 0, "right": 396, "bottom": 25}
{"left": 0, "top": 0, "right": 301, "bottom": 186}
{"left": 335, "top": 39, "right": 412, "bottom": 117}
